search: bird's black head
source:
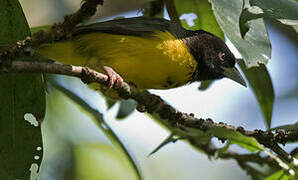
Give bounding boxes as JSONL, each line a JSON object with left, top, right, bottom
{"left": 183, "top": 30, "right": 246, "bottom": 87}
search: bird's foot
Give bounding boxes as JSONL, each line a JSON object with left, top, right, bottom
{"left": 103, "top": 66, "right": 124, "bottom": 89}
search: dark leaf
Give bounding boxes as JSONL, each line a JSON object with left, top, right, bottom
{"left": 238, "top": 59, "right": 274, "bottom": 128}
{"left": 106, "top": 99, "right": 117, "bottom": 110}
{"left": 0, "top": 0, "right": 30, "bottom": 45}
{"left": 198, "top": 80, "right": 214, "bottom": 91}
{"left": 116, "top": 99, "right": 137, "bottom": 119}
{"left": 0, "top": 0, "right": 45, "bottom": 179}
{"left": 239, "top": 8, "right": 263, "bottom": 38}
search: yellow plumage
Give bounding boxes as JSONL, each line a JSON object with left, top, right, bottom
{"left": 38, "top": 31, "right": 197, "bottom": 89}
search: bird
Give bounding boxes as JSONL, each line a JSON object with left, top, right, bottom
{"left": 37, "top": 16, "right": 246, "bottom": 90}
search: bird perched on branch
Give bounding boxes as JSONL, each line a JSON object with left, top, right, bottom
{"left": 38, "top": 17, "right": 246, "bottom": 90}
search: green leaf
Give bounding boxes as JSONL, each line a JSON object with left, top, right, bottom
{"left": 30, "top": 25, "right": 51, "bottom": 34}
{"left": 239, "top": 7, "right": 264, "bottom": 38}
{"left": 0, "top": 0, "right": 45, "bottom": 179}
{"left": 271, "top": 122, "right": 298, "bottom": 131}
{"left": 198, "top": 80, "right": 214, "bottom": 91}
{"left": 174, "top": 0, "right": 224, "bottom": 40}
{"left": 74, "top": 144, "right": 140, "bottom": 180}
{"left": 148, "top": 134, "right": 178, "bottom": 156}
{"left": 0, "top": 0, "right": 30, "bottom": 45}
{"left": 264, "top": 170, "right": 291, "bottom": 180}
{"left": 105, "top": 98, "right": 117, "bottom": 109}
{"left": 292, "top": 25, "right": 298, "bottom": 33}
{"left": 116, "top": 99, "right": 137, "bottom": 119}
{"left": 209, "top": 0, "right": 271, "bottom": 67}
{"left": 208, "top": 126, "right": 264, "bottom": 152}
{"left": 238, "top": 59, "right": 274, "bottom": 128}
{"left": 214, "top": 141, "right": 231, "bottom": 158}
{"left": 239, "top": 0, "right": 298, "bottom": 38}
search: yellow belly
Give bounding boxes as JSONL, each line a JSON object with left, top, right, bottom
{"left": 38, "top": 31, "right": 197, "bottom": 89}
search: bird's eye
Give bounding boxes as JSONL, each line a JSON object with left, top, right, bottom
{"left": 218, "top": 52, "right": 225, "bottom": 62}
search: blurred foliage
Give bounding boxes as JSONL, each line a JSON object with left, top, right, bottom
{"left": 47, "top": 78, "right": 142, "bottom": 179}
{"left": 39, "top": 82, "right": 141, "bottom": 180}
{"left": 174, "top": 0, "right": 224, "bottom": 40}
{"left": 142, "top": 0, "right": 164, "bottom": 17}
{"left": 30, "top": 25, "right": 51, "bottom": 34}
{"left": 272, "top": 122, "right": 298, "bottom": 132}
{"left": 238, "top": 59, "right": 274, "bottom": 129}
{"left": 0, "top": 0, "right": 45, "bottom": 179}
{"left": 74, "top": 144, "right": 139, "bottom": 180}
{"left": 264, "top": 170, "right": 292, "bottom": 180}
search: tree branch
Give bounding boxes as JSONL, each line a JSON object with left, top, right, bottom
{"left": 1, "top": 60, "right": 297, "bottom": 165}
{"left": 0, "top": 0, "right": 103, "bottom": 62}
{"left": 142, "top": 0, "right": 164, "bottom": 17}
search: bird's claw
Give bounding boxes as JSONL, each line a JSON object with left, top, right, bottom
{"left": 103, "top": 66, "right": 124, "bottom": 89}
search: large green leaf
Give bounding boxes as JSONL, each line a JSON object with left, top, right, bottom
{"left": 0, "top": 0, "right": 30, "bottom": 45}
{"left": 0, "top": 0, "right": 45, "bottom": 179}
{"left": 208, "top": 126, "right": 264, "bottom": 152}
{"left": 238, "top": 59, "right": 274, "bottom": 128}
{"left": 209, "top": 0, "right": 271, "bottom": 67}
{"left": 174, "top": 0, "right": 224, "bottom": 40}
{"left": 239, "top": 0, "right": 298, "bottom": 37}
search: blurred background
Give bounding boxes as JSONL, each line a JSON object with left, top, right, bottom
{"left": 19, "top": 0, "right": 298, "bottom": 179}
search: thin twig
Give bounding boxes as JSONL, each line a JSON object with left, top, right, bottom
{"left": 189, "top": 140, "right": 275, "bottom": 179}
{"left": 142, "top": 0, "right": 164, "bottom": 17}
{"left": 165, "top": 0, "right": 181, "bottom": 25}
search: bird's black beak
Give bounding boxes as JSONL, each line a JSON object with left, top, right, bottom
{"left": 221, "top": 66, "right": 247, "bottom": 87}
